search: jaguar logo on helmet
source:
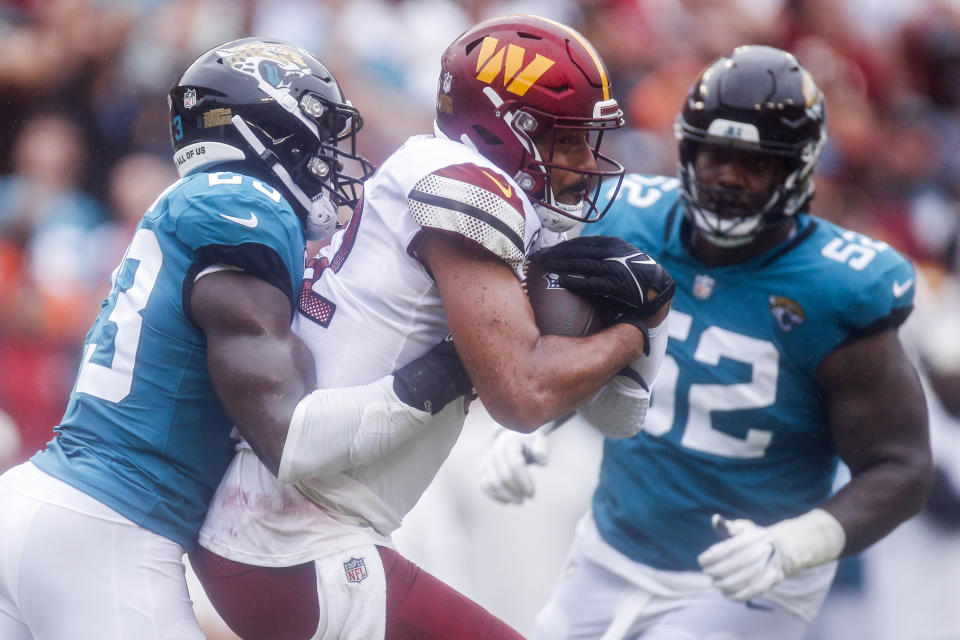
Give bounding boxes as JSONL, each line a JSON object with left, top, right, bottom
{"left": 216, "top": 41, "right": 311, "bottom": 89}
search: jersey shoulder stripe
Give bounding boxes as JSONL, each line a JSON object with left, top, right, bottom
{"left": 407, "top": 163, "right": 526, "bottom": 269}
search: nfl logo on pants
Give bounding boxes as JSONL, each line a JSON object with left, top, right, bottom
{"left": 344, "top": 557, "right": 368, "bottom": 583}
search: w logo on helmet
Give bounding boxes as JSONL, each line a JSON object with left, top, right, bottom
{"left": 474, "top": 36, "right": 554, "bottom": 97}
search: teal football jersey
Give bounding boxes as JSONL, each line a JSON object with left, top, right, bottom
{"left": 32, "top": 171, "right": 305, "bottom": 549}
{"left": 587, "top": 174, "right": 916, "bottom": 571}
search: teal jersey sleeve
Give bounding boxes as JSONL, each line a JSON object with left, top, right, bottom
{"left": 165, "top": 172, "right": 306, "bottom": 315}
{"left": 782, "top": 217, "right": 916, "bottom": 371}
{"left": 832, "top": 230, "right": 915, "bottom": 332}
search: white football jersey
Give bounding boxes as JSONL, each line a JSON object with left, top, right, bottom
{"left": 199, "top": 134, "right": 563, "bottom": 566}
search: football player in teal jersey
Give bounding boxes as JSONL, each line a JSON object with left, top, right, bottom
{"left": 479, "top": 45, "right": 932, "bottom": 639}
{"left": 0, "top": 38, "right": 471, "bottom": 639}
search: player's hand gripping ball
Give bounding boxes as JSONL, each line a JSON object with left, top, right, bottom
{"left": 523, "top": 250, "right": 606, "bottom": 337}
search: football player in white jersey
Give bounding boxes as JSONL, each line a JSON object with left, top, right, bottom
{"left": 479, "top": 46, "right": 933, "bottom": 639}
{"left": 190, "top": 15, "right": 675, "bottom": 640}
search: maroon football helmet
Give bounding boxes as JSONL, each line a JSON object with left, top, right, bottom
{"left": 436, "top": 15, "right": 625, "bottom": 231}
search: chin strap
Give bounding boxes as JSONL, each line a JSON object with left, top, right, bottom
{"left": 534, "top": 201, "right": 581, "bottom": 233}
{"left": 231, "top": 115, "right": 337, "bottom": 240}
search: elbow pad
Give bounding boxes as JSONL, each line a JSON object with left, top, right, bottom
{"left": 278, "top": 376, "right": 432, "bottom": 483}
{"left": 579, "top": 320, "right": 669, "bottom": 439}
{"left": 579, "top": 379, "right": 650, "bottom": 439}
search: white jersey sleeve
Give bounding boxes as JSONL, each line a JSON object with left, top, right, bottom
{"left": 407, "top": 161, "right": 528, "bottom": 269}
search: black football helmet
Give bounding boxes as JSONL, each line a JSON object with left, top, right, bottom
{"left": 169, "top": 38, "right": 375, "bottom": 240}
{"left": 674, "top": 45, "right": 827, "bottom": 246}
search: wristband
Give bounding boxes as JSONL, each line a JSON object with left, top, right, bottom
{"left": 770, "top": 508, "right": 847, "bottom": 575}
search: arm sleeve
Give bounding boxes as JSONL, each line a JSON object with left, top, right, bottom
{"left": 278, "top": 376, "right": 435, "bottom": 482}
{"left": 577, "top": 319, "right": 669, "bottom": 438}
{"left": 841, "top": 257, "right": 915, "bottom": 337}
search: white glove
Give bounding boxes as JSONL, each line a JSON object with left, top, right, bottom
{"left": 478, "top": 429, "right": 549, "bottom": 504}
{"left": 697, "top": 509, "right": 846, "bottom": 602}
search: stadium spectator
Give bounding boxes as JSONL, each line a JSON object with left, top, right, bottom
{"left": 0, "top": 112, "right": 108, "bottom": 461}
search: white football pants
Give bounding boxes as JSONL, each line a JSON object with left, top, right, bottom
{"left": 533, "top": 513, "right": 810, "bottom": 640}
{"left": 0, "top": 462, "right": 205, "bottom": 640}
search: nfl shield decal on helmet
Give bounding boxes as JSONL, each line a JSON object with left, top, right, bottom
{"left": 183, "top": 88, "right": 197, "bottom": 109}
{"left": 344, "top": 557, "right": 368, "bottom": 583}
{"left": 442, "top": 72, "right": 453, "bottom": 94}
{"left": 769, "top": 295, "right": 806, "bottom": 332}
{"left": 693, "top": 274, "right": 715, "bottom": 300}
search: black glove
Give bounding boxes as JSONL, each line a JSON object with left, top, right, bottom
{"left": 393, "top": 335, "right": 474, "bottom": 415}
{"left": 538, "top": 235, "right": 676, "bottom": 321}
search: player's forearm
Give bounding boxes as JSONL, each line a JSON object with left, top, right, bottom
{"left": 209, "top": 332, "right": 316, "bottom": 476}
{"left": 818, "top": 328, "right": 933, "bottom": 554}
{"left": 821, "top": 452, "right": 933, "bottom": 555}
{"left": 577, "top": 378, "right": 649, "bottom": 439}
{"left": 192, "top": 270, "right": 316, "bottom": 475}
{"left": 477, "top": 323, "right": 646, "bottom": 432}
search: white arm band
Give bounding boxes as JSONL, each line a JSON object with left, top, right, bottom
{"left": 577, "top": 379, "right": 650, "bottom": 439}
{"left": 577, "top": 320, "right": 669, "bottom": 439}
{"left": 193, "top": 263, "right": 245, "bottom": 282}
{"left": 277, "top": 375, "right": 432, "bottom": 484}
{"left": 628, "top": 319, "right": 668, "bottom": 392}
{"left": 770, "top": 508, "right": 847, "bottom": 575}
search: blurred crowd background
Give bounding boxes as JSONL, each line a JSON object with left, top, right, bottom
{"left": 1, "top": 0, "right": 959, "bottom": 638}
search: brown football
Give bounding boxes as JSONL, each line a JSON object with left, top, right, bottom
{"left": 523, "top": 252, "right": 606, "bottom": 337}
